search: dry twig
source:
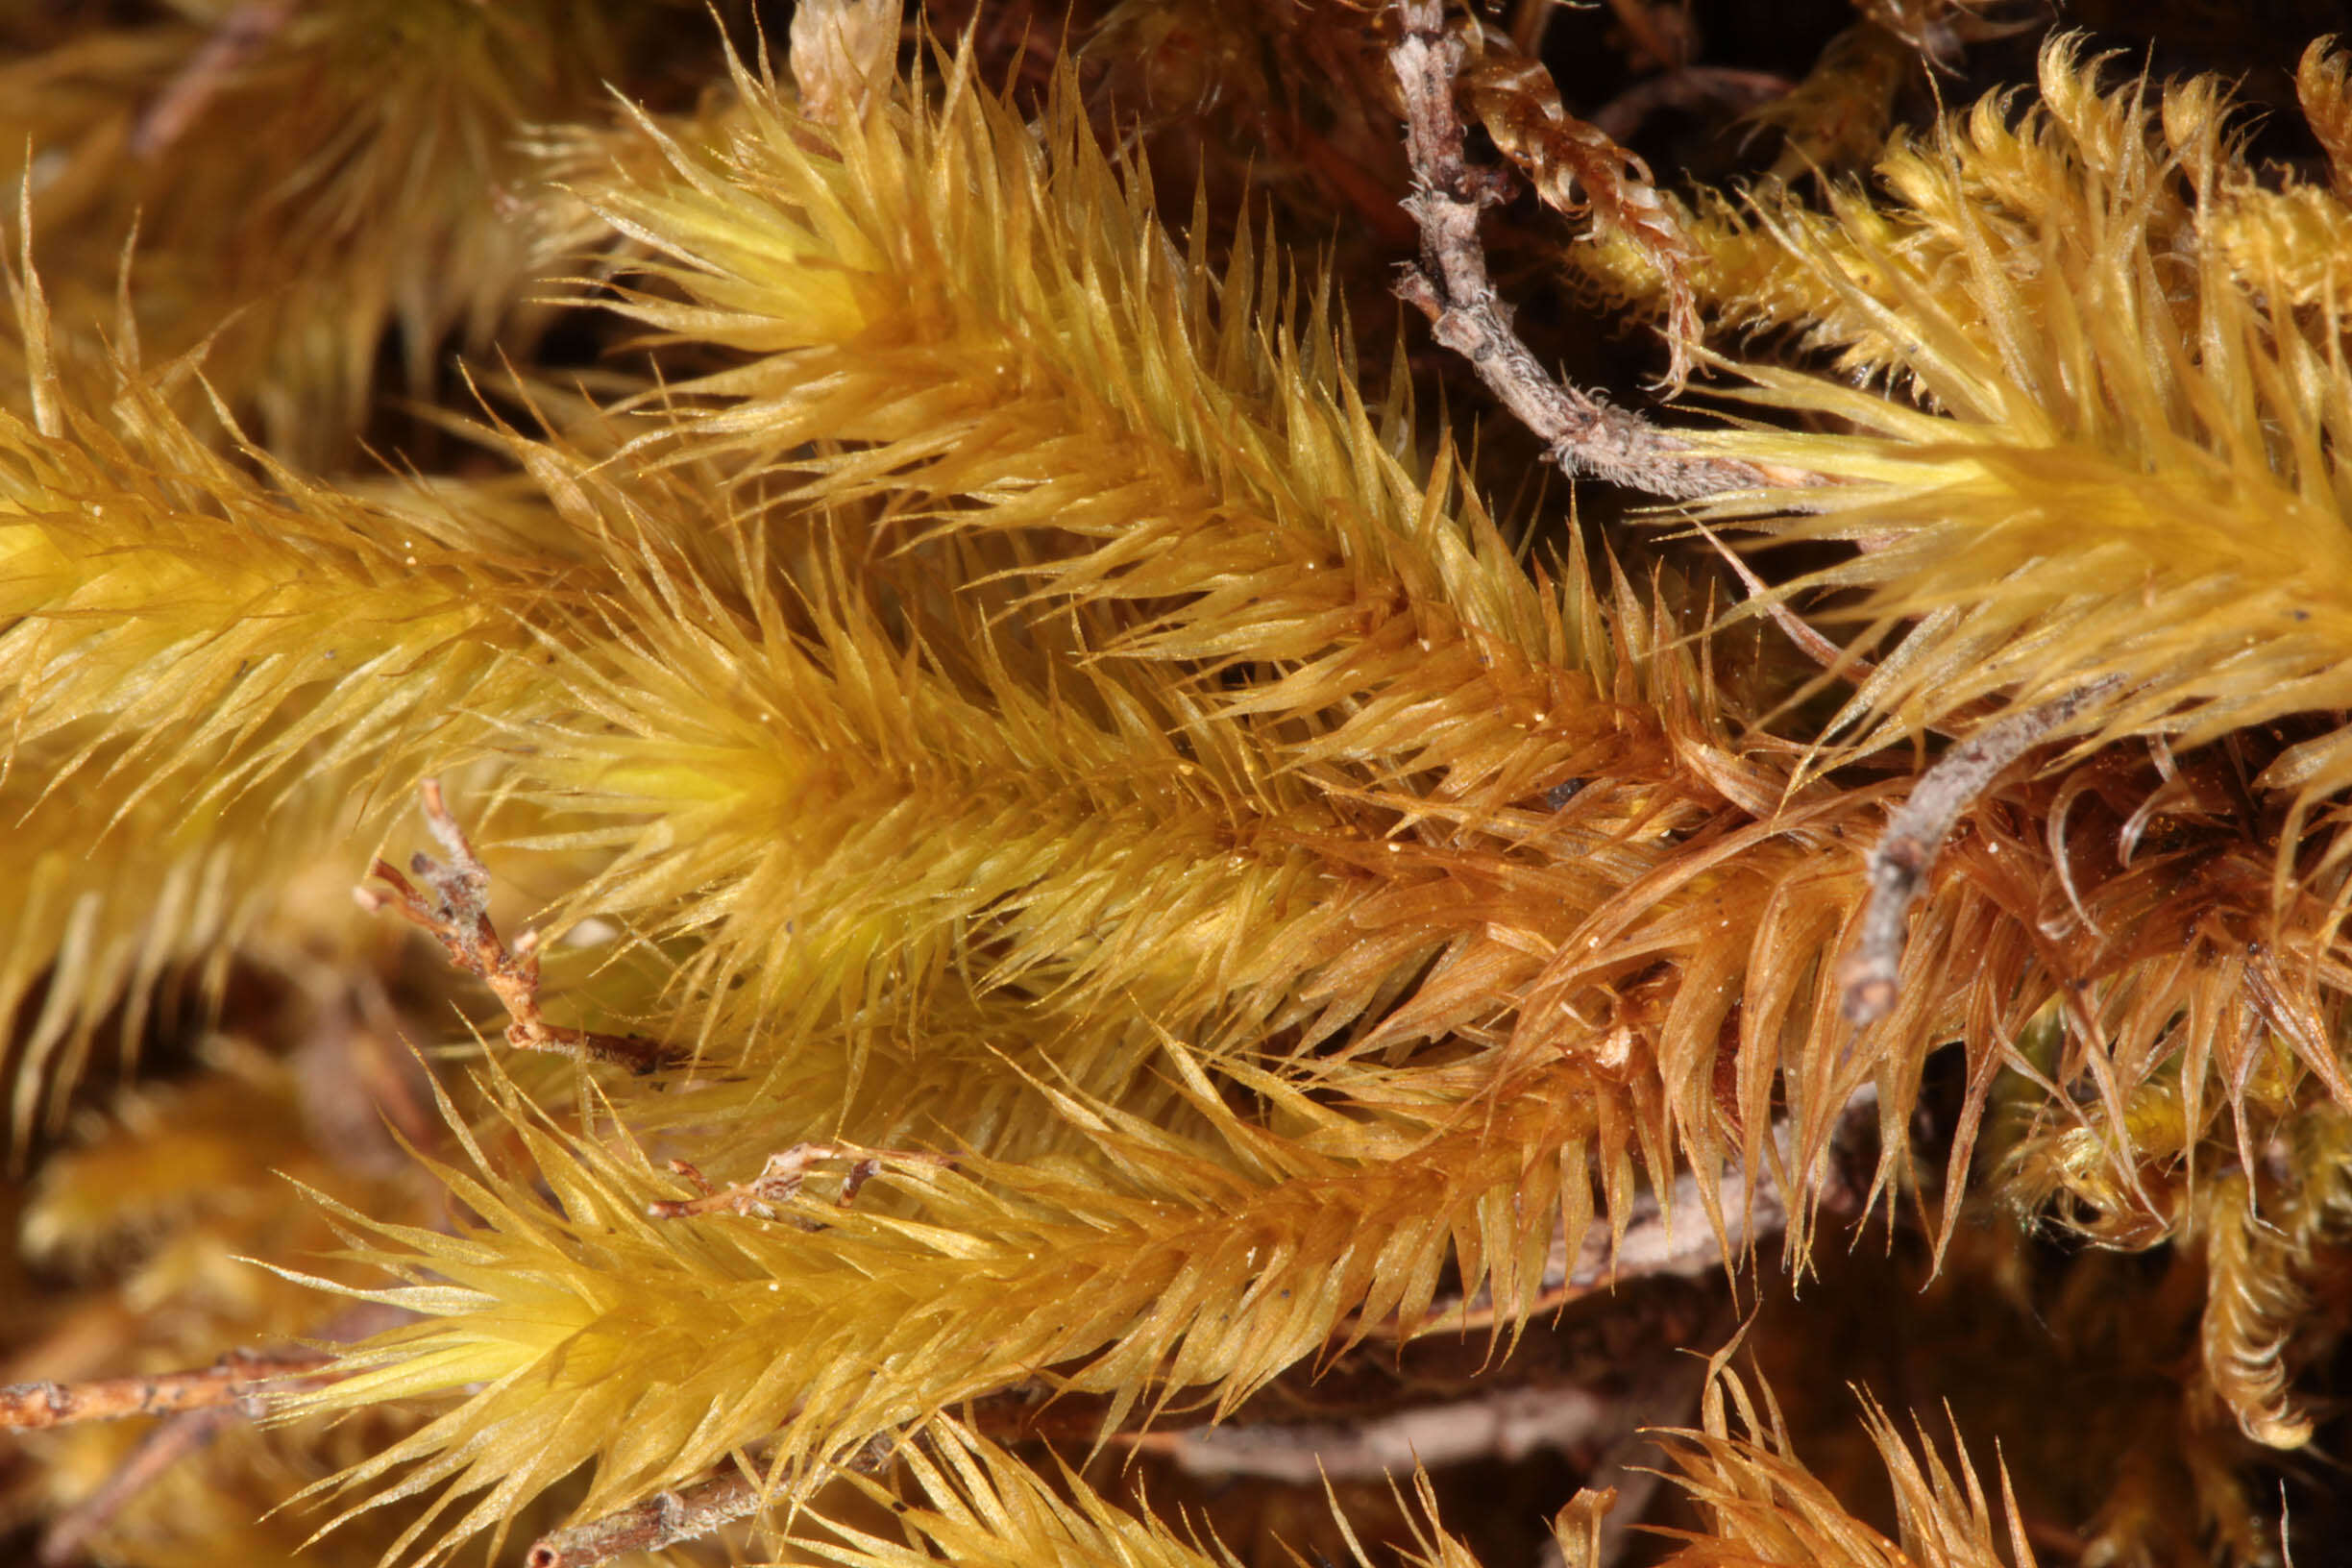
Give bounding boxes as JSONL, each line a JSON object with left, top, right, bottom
{"left": 525, "top": 1465, "right": 773, "bottom": 1568}
{"left": 1589, "top": 64, "right": 1793, "bottom": 142}
{"left": 133, "top": 1, "right": 298, "bottom": 156}
{"left": 649, "top": 1143, "right": 954, "bottom": 1220}
{"left": 1121, "top": 1382, "right": 1624, "bottom": 1481}
{"left": 1461, "top": 26, "right": 1706, "bottom": 388}
{"left": 1388, "top": 0, "right": 1806, "bottom": 500}
{"left": 1838, "top": 678, "right": 2125, "bottom": 1023}
{"left": 355, "top": 780, "right": 680, "bottom": 1075}
{"left": 1375, "top": 1089, "right": 1874, "bottom": 1340}
{"left": 525, "top": 1429, "right": 929, "bottom": 1568}
{"left": 0, "top": 1349, "right": 338, "bottom": 1432}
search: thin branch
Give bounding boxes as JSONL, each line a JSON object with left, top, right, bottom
{"left": 132, "top": 1, "right": 298, "bottom": 157}
{"left": 0, "top": 1349, "right": 337, "bottom": 1432}
{"left": 524, "top": 1466, "right": 769, "bottom": 1568}
{"left": 1838, "top": 678, "right": 2126, "bottom": 1023}
{"left": 37, "top": 1409, "right": 235, "bottom": 1565}
{"left": 525, "top": 1431, "right": 910, "bottom": 1568}
{"left": 1120, "top": 1382, "right": 1623, "bottom": 1482}
{"left": 1589, "top": 64, "right": 1792, "bottom": 142}
{"left": 1599, "top": 0, "right": 1692, "bottom": 72}
{"left": 355, "top": 779, "right": 681, "bottom": 1075}
{"left": 30, "top": 1327, "right": 384, "bottom": 1565}
{"left": 649, "top": 1143, "right": 954, "bottom": 1220}
{"left": 1388, "top": 0, "right": 1810, "bottom": 501}
{"left": 523, "top": 1391, "right": 1142, "bottom": 1568}
{"left": 1365, "top": 1087, "right": 1876, "bottom": 1340}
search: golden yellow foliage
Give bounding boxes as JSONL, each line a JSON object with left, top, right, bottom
{"left": 3, "top": 5, "right": 2351, "bottom": 1567}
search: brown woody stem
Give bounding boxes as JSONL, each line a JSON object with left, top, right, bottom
{"left": 0, "top": 1350, "right": 337, "bottom": 1432}
{"left": 649, "top": 1142, "right": 954, "bottom": 1220}
{"left": 355, "top": 780, "right": 680, "bottom": 1074}
{"left": 524, "top": 1468, "right": 768, "bottom": 1568}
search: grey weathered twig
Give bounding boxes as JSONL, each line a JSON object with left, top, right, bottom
{"left": 1123, "top": 1382, "right": 1624, "bottom": 1482}
{"left": 1838, "top": 678, "right": 2125, "bottom": 1023}
{"left": 1388, "top": 0, "right": 1806, "bottom": 502}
